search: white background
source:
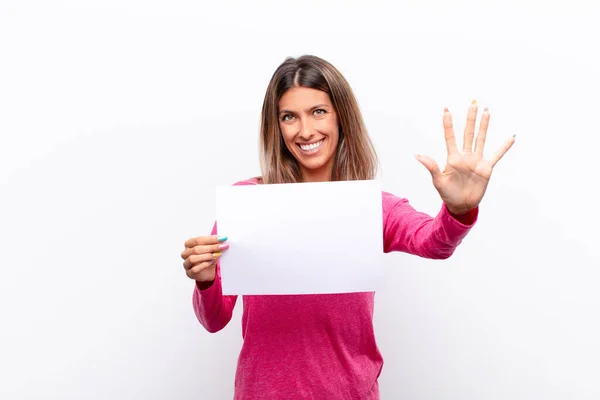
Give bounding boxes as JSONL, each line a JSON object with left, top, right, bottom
{"left": 1, "top": 1, "right": 599, "bottom": 399}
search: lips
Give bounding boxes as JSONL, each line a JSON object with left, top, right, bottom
{"left": 298, "top": 139, "right": 325, "bottom": 154}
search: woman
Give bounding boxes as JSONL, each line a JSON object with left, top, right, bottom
{"left": 180, "top": 55, "right": 515, "bottom": 399}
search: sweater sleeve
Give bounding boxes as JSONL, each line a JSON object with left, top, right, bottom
{"left": 192, "top": 221, "right": 238, "bottom": 333}
{"left": 382, "top": 192, "right": 478, "bottom": 259}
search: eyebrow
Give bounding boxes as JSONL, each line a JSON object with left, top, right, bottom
{"left": 279, "top": 104, "right": 330, "bottom": 115}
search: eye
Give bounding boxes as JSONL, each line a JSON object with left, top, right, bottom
{"left": 314, "top": 109, "right": 326, "bottom": 116}
{"left": 281, "top": 114, "right": 295, "bottom": 122}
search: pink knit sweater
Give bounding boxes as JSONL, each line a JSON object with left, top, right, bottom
{"left": 193, "top": 178, "right": 478, "bottom": 399}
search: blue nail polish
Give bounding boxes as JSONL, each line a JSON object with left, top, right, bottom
{"left": 218, "top": 236, "right": 228, "bottom": 242}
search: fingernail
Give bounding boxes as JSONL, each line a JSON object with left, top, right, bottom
{"left": 444, "top": 107, "right": 449, "bottom": 112}
{"left": 218, "top": 236, "right": 228, "bottom": 242}
{"left": 513, "top": 134, "right": 516, "bottom": 138}
{"left": 213, "top": 252, "right": 222, "bottom": 258}
{"left": 472, "top": 99, "right": 477, "bottom": 105}
{"left": 219, "top": 243, "right": 230, "bottom": 250}
{"left": 484, "top": 107, "right": 489, "bottom": 112}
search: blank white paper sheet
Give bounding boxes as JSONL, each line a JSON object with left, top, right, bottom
{"left": 215, "top": 179, "right": 384, "bottom": 295}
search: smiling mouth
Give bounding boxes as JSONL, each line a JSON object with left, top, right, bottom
{"left": 298, "top": 139, "right": 325, "bottom": 154}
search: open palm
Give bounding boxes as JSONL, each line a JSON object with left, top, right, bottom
{"left": 416, "top": 101, "right": 515, "bottom": 215}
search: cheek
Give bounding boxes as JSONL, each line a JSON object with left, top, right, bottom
{"left": 332, "top": 131, "right": 339, "bottom": 145}
{"left": 324, "top": 120, "right": 339, "bottom": 144}
{"left": 279, "top": 124, "right": 297, "bottom": 149}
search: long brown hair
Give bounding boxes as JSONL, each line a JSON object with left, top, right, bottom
{"left": 259, "top": 55, "right": 379, "bottom": 184}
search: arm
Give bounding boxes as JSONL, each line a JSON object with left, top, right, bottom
{"left": 382, "top": 192, "right": 478, "bottom": 259}
{"left": 192, "top": 222, "right": 238, "bottom": 333}
{"left": 191, "top": 178, "right": 259, "bottom": 332}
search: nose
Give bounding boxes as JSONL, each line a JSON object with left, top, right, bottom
{"left": 298, "top": 120, "right": 314, "bottom": 141}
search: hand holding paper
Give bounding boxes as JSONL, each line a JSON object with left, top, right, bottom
{"left": 181, "top": 235, "right": 229, "bottom": 283}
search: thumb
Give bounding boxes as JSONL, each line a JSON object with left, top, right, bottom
{"left": 415, "top": 154, "right": 441, "bottom": 180}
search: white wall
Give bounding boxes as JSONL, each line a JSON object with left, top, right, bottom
{"left": 1, "top": 1, "right": 599, "bottom": 399}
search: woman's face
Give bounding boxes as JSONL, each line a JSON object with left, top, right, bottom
{"left": 278, "top": 87, "right": 339, "bottom": 182}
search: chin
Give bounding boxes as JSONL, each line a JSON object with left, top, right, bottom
{"left": 295, "top": 154, "right": 336, "bottom": 180}
{"left": 299, "top": 160, "right": 328, "bottom": 171}
{"left": 295, "top": 153, "right": 334, "bottom": 172}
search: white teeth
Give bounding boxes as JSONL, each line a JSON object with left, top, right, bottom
{"left": 299, "top": 140, "right": 324, "bottom": 152}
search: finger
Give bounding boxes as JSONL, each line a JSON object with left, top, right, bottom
{"left": 184, "top": 235, "right": 226, "bottom": 249}
{"left": 463, "top": 100, "right": 478, "bottom": 152}
{"left": 183, "top": 252, "right": 222, "bottom": 270}
{"left": 186, "top": 261, "right": 216, "bottom": 279}
{"left": 475, "top": 108, "right": 490, "bottom": 156}
{"left": 415, "top": 154, "right": 442, "bottom": 181}
{"left": 443, "top": 108, "right": 458, "bottom": 155}
{"left": 490, "top": 135, "right": 516, "bottom": 166}
{"left": 181, "top": 242, "right": 229, "bottom": 260}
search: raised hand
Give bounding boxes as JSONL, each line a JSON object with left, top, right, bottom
{"left": 416, "top": 101, "right": 515, "bottom": 215}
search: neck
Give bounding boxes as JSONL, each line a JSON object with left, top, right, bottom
{"left": 301, "top": 165, "right": 333, "bottom": 183}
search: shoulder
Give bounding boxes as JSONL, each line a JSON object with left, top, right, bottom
{"left": 231, "top": 176, "right": 263, "bottom": 186}
{"left": 382, "top": 190, "right": 409, "bottom": 209}
{"left": 381, "top": 190, "right": 419, "bottom": 222}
